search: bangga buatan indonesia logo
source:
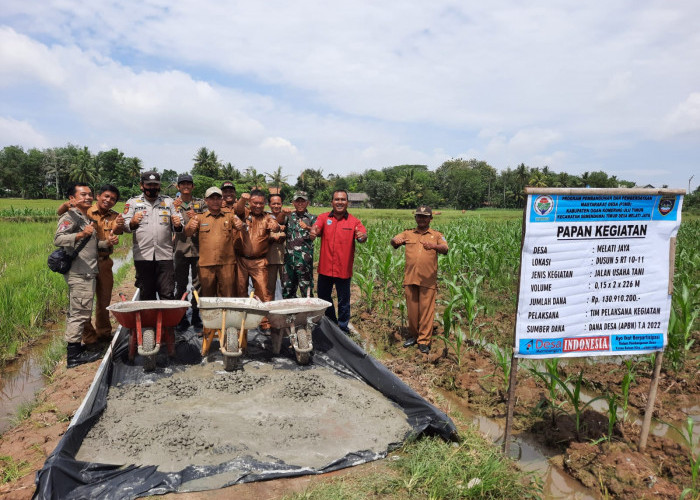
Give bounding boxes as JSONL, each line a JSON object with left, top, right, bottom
{"left": 533, "top": 195, "right": 554, "bottom": 216}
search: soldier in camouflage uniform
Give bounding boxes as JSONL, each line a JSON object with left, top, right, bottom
{"left": 281, "top": 191, "right": 317, "bottom": 298}
{"left": 173, "top": 174, "right": 205, "bottom": 328}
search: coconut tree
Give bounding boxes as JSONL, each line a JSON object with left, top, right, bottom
{"left": 265, "top": 166, "right": 289, "bottom": 191}
{"left": 69, "top": 147, "right": 96, "bottom": 185}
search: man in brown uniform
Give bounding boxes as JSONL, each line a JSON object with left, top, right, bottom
{"left": 220, "top": 180, "right": 237, "bottom": 211}
{"left": 185, "top": 187, "right": 243, "bottom": 298}
{"left": 173, "top": 174, "right": 205, "bottom": 329}
{"left": 390, "top": 205, "right": 448, "bottom": 353}
{"left": 266, "top": 193, "right": 286, "bottom": 299}
{"left": 57, "top": 184, "right": 125, "bottom": 349}
{"left": 234, "top": 189, "right": 281, "bottom": 330}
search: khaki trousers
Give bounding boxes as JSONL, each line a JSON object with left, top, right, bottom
{"left": 82, "top": 257, "right": 114, "bottom": 343}
{"left": 65, "top": 273, "right": 97, "bottom": 344}
{"left": 237, "top": 257, "right": 271, "bottom": 329}
{"left": 199, "top": 264, "right": 236, "bottom": 298}
{"left": 404, "top": 285, "right": 437, "bottom": 346}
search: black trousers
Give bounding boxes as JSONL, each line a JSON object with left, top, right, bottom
{"left": 134, "top": 259, "right": 176, "bottom": 300}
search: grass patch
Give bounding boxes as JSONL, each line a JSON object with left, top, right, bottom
{"left": 0, "top": 455, "right": 32, "bottom": 484}
{"left": 11, "top": 399, "right": 40, "bottom": 427}
{"left": 40, "top": 335, "right": 67, "bottom": 378}
{"left": 285, "top": 433, "right": 541, "bottom": 500}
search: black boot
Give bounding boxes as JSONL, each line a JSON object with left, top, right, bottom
{"left": 67, "top": 342, "right": 102, "bottom": 369}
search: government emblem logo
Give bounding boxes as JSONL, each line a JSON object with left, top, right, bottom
{"left": 533, "top": 195, "right": 554, "bottom": 216}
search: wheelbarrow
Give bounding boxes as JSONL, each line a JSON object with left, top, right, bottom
{"left": 107, "top": 295, "right": 190, "bottom": 372}
{"left": 193, "top": 292, "right": 269, "bottom": 371}
{"left": 266, "top": 298, "right": 331, "bottom": 365}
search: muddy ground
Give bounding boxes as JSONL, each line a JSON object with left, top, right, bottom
{"left": 1, "top": 276, "right": 698, "bottom": 499}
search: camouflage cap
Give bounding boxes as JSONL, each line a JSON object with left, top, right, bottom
{"left": 414, "top": 205, "right": 432, "bottom": 216}
{"left": 293, "top": 191, "right": 309, "bottom": 201}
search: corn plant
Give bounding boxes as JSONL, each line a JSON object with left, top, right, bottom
{"left": 667, "top": 281, "right": 699, "bottom": 372}
{"left": 487, "top": 343, "right": 512, "bottom": 400}
{"left": 353, "top": 268, "right": 377, "bottom": 313}
{"left": 604, "top": 391, "right": 619, "bottom": 443}
{"left": 620, "top": 360, "right": 637, "bottom": 422}
{"left": 436, "top": 302, "right": 467, "bottom": 368}
{"left": 555, "top": 370, "right": 605, "bottom": 441}
{"left": 526, "top": 358, "right": 566, "bottom": 426}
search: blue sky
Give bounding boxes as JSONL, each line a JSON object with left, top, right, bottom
{"left": 1, "top": 1, "right": 698, "bottom": 191}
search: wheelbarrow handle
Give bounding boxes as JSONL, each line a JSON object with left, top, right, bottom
{"left": 119, "top": 293, "right": 128, "bottom": 302}
{"left": 180, "top": 291, "right": 189, "bottom": 301}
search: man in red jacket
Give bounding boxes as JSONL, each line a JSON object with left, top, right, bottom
{"left": 310, "top": 190, "right": 367, "bottom": 333}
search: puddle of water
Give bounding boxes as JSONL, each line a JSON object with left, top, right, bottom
{"left": 437, "top": 389, "right": 598, "bottom": 500}
{"left": 0, "top": 332, "right": 58, "bottom": 434}
{"left": 0, "top": 254, "right": 134, "bottom": 435}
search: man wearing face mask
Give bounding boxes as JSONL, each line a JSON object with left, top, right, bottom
{"left": 123, "top": 171, "right": 183, "bottom": 300}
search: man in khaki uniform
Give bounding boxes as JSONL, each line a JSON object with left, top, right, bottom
{"left": 57, "top": 185, "right": 125, "bottom": 349}
{"left": 185, "top": 187, "right": 243, "bottom": 297}
{"left": 266, "top": 193, "right": 286, "bottom": 299}
{"left": 54, "top": 183, "right": 119, "bottom": 367}
{"left": 234, "top": 189, "right": 281, "bottom": 331}
{"left": 173, "top": 174, "right": 205, "bottom": 329}
{"left": 390, "top": 205, "right": 448, "bottom": 353}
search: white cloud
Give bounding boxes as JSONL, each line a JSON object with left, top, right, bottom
{"left": 0, "top": 116, "right": 49, "bottom": 147}
{"left": 0, "top": 1, "right": 699, "bottom": 189}
{"left": 660, "top": 92, "right": 700, "bottom": 137}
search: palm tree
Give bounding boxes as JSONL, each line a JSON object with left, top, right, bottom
{"left": 69, "top": 147, "right": 96, "bottom": 185}
{"left": 265, "top": 166, "right": 289, "bottom": 190}
{"left": 244, "top": 167, "right": 267, "bottom": 190}
{"left": 220, "top": 162, "right": 241, "bottom": 182}
{"left": 528, "top": 170, "right": 548, "bottom": 188}
{"left": 192, "top": 147, "right": 220, "bottom": 178}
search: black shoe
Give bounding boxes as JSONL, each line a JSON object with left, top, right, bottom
{"left": 67, "top": 342, "right": 102, "bottom": 368}
{"left": 403, "top": 338, "right": 417, "bottom": 348}
{"left": 418, "top": 344, "right": 431, "bottom": 354}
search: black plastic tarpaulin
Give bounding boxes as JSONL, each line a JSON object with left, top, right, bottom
{"left": 33, "top": 318, "right": 457, "bottom": 499}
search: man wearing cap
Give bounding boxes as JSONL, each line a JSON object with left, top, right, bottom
{"left": 173, "top": 174, "right": 205, "bottom": 329}
{"left": 266, "top": 193, "right": 286, "bottom": 298}
{"left": 123, "top": 171, "right": 183, "bottom": 300}
{"left": 390, "top": 205, "right": 448, "bottom": 354}
{"left": 310, "top": 189, "right": 367, "bottom": 333}
{"left": 281, "top": 191, "right": 317, "bottom": 298}
{"left": 185, "top": 187, "right": 243, "bottom": 299}
{"left": 220, "top": 181, "right": 237, "bottom": 211}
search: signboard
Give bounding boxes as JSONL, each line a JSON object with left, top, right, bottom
{"left": 514, "top": 190, "right": 683, "bottom": 358}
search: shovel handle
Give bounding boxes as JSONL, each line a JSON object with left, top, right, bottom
{"left": 192, "top": 289, "right": 200, "bottom": 307}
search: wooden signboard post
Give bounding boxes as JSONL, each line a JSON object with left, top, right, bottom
{"left": 503, "top": 187, "right": 685, "bottom": 456}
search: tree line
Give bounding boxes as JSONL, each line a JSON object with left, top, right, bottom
{"left": 2, "top": 144, "right": 698, "bottom": 211}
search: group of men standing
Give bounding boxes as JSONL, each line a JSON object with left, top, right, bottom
{"left": 54, "top": 169, "right": 446, "bottom": 368}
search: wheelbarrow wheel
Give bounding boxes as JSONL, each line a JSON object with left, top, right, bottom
{"left": 142, "top": 327, "right": 157, "bottom": 372}
{"left": 294, "top": 328, "right": 311, "bottom": 365}
{"left": 224, "top": 327, "right": 240, "bottom": 372}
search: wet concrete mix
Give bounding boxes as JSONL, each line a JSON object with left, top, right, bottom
{"left": 76, "top": 361, "right": 412, "bottom": 473}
